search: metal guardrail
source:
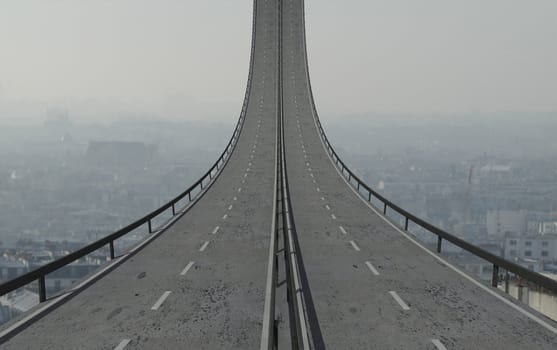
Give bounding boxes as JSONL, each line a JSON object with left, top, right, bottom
{"left": 318, "top": 125, "right": 557, "bottom": 294}
{"left": 298, "top": 2, "right": 557, "bottom": 296}
{"left": 0, "top": 0, "right": 259, "bottom": 304}
{"left": 277, "top": 3, "right": 311, "bottom": 345}
{"left": 261, "top": 1, "right": 312, "bottom": 347}
{"left": 279, "top": 111, "right": 311, "bottom": 350}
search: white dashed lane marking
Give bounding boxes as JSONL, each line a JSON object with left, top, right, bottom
{"left": 339, "top": 226, "right": 347, "bottom": 235}
{"left": 199, "top": 241, "right": 210, "bottom": 252}
{"left": 114, "top": 339, "right": 131, "bottom": 350}
{"left": 325, "top": 205, "right": 330, "bottom": 211}
{"left": 222, "top": 214, "right": 228, "bottom": 220}
{"left": 389, "top": 291, "right": 410, "bottom": 310}
{"left": 431, "top": 339, "right": 448, "bottom": 350}
{"left": 151, "top": 291, "right": 172, "bottom": 311}
{"left": 331, "top": 214, "right": 336, "bottom": 220}
{"left": 365, "top": 261, "right": 380, "bottom": 276}
{"left": 180, "top": 261, "right": 195, "bottom": 276}
{"left": 212, "top": 226, "right": 220, "bottom": 234}
{"left": 349, "top": 240, "right": 360, "bottom": 251}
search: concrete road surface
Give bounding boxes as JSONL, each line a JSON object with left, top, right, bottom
{"left": 2, "top": 0, "right": 557, "bottom": 349}
{"left": 281, "top": 0, "right": 557, "bottom": 349}
{"left": 1, "top": 0, "right": 278, "bottom": 349}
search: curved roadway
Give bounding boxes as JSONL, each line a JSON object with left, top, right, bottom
{"left": 2, "top": 0, "right": 557, "bottom": 349}
{"left": 1, "top": 0, "right": 279, "bottom": 349}
{"left": 282, "top": 0, "right": 557, "bottom": 349}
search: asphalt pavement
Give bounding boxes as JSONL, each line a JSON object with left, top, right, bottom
{"left": 2, "top": 0, "right": 557, "bottom": 349}
{"left": 1, "top": 0, "right": 279, "bottom": 349}
{"left": 282, "top": 0, "right": 557, "bottom": 349}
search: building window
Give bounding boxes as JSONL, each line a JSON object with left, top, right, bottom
{"left": 542, "top": 241, "right": 549, "bottom": 247}
{"left": 542, "top": 251, "right": 549, "bottom": 257}
{"left": 509, "top": 240, "right": 517, "bottom": 246}
{"left": 510, "top": 250, "right": 517, "bottom": 256}
{"left": 525, "top": 241, "right": 532, "bottom": 246}
{"left": 524, "top": 251, "right": 532, "bottom": 257}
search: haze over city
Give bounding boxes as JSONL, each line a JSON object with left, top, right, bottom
{"left": 1, "top": 0, "right": 556, "bottom": 125}
{"left": 1, "top": 0, "right": 556, "bottom": 347}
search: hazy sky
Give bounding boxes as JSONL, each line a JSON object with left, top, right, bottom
{"left": 1, "top": 0, "right": 556, "bottom": 124}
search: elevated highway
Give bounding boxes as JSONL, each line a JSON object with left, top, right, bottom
{"left": 1, "top": 0, "right": 278, "bottom": 348}
{"left": 1, "top": 0, "right": 557, "bottom": 349}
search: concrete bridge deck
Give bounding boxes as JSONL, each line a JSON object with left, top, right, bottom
{"left": 2, "top": 0, "right": 556, "bottom": 349}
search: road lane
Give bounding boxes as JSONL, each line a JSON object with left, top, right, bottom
{"left": 281, "top": 0, "right": 557, "bottom": 348}
{"left": 1, "top": 0, "right": 279, "bottom": 349}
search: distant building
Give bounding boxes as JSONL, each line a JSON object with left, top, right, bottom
{"left": 0, "top": 290, "right": 37, "bottom": 314}
{"left": 0, "top": 258, "right": 29, "bottom": 281}
{"left": 449, "top": 254, "right": 494, "bottom": 281}
{"left": 537, "top": 221, "right": 557, "bottom": 235}
{"left": 504, "top": 234, "right": 557, "bottom": 262}
{"left": 41, "top": 259, "right": 101, "bottom": 293}
{"left": 487, "top": 210, "right": 527, "bottom": 237}
{"left": 515, "top": 258, "right": 544, "bottom": 273}
{"left": 0, "top": 305, "right": 10, "bottom": 325}
{"left": 18, "top": 250, "right": 104, "bottom": 294}
{"left": 0, "top": 289, "right": 38, "bottom": 325}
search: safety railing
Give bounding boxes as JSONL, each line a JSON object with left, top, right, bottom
{"left": 298, "top": 3, "right": 557, "bottom": 296}
{"left": 0, "top": 0, "right": 259, "bottom": 304}
{"left": 278, "top": 6, "right": 311, "bottom": 345}
{"left": 308, "top": 78, "right": 557, "bottom": 296}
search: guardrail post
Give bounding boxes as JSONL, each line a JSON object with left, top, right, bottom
{"left": 357, "top": 182, "right": 360, "bottom": 190}
{"left": 492, "top": 264, "right": 500, "bottom": 288}
{"left": 188, "top": 192, "right": 192, "bottom": 202}
{"left": 437, "top": 236, "right": 442, "bottom": 253}
{"left": 404, "top": 218, "right": 409, "bottom": 231}
{"left": 368, "top": 191, "right": 372, "bottom": 202}
{"left": 109, "top": 241, "right": 115, "bottom": 259}
{"left": 148, "top": 220, "right": 152, "bottom": 234}
{"left": 383, "top": 203, "right": 387, "bottom": 215}
{"left": 38, "top": 276, "right": 46, "bottom": 303}
{"left": 172, "top": 204, "right": 176, "bottom": 216}
{"left": 505, "top": 271, "right": 510, "bottom": 293}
